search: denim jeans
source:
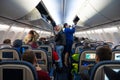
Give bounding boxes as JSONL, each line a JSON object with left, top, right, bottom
{"left": 55, "top": 45, "right": 64, "bottom": 68}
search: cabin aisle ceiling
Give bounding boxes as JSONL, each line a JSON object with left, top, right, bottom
{"left": 42, "top": 0, "right": 81, "bottom": 24}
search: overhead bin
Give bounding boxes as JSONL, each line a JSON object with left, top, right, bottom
{"left": 30, "top": 19, "right": 53, "bottom": 31}
{"left": 77, "top": 0, "right": 120, "bottom": 27}
{"left": 20, "top": 8, "right": 42, "bottom": 21}
{"left": 0, "top": 0, "right": 41, "bottom": 19}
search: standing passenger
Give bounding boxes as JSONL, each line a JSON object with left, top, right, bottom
{"left": 54, "top": 25, "right": 66, "bottom": 69}
{"left": 23, "top": 30, "right": 39, "bottom": 48}
{"left": 63, "top": 23, "right": 76, "bottom": 67}
{"left": 24, "top": 30, "right": 39, "bottom": 44}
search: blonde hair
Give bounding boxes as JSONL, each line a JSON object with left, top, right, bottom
{"left": 57, "top": 24, "right": 63, "bottom": 32}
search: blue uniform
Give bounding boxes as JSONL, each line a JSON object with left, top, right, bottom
{"left": 64, "top": 27, "right": 75, "bottom": 54}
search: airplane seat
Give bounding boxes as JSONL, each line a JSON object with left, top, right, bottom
{"left": 37, "top": 41, "right": 42, "bottom": 46}
{"left": 95, "top": 45, "right": 104, "bottom": 50}
{"left": 75, "top": 45, "right": 84, "bottom": 53}
{"left": 90, "top": 61, "right": 120, "bottom": 80}
{"left": 38, "top": 45, "right": 53, "bottom": 63}
{"left": 79, "top": 50, "right": 96, "bottom": 74}
{"left": 0, "top": 44, "right": 12, "bottom": 49}
{"left": 96, "top": 41, "right": 104, "bottom": 45}
{"left": 0, "top": 48, "right": 21, "bottom": 61}
{"left": 32, "top": 49, "right": 49, "bottom": 72}
{"left": 106, "top": 42, "right": 113, "bottom": 48}
{"left": 112, "top": 50, "right": 120, "bottom": 60}
{"left": 89, "top": 42, "right": 98, "bottom": 49}
{"left": 49, "top": 42, "right": 55, "bottom": 50}
{"left": 72, "top": 42, "right": 77, "bottom": 50}
{"left": 71, "top": 42, "right": 78, "bottom": 54}
{"left": 113, "top": 45, "right": 120, "bottom": 50}
{"left": 0, "top": 61, "right": 38, "bottom": 80}
{"left": 20, "top": 45, "right": 32, "bottom": 54}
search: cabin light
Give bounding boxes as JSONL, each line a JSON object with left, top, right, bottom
{"left": 94, "top": 29, "right": 102, "bottom": 33}
{"left": 0, "top": 24, "right": 10, "bottom": 30}
{"left": 10, "top": 26, "right": 24, "bottom": 31}
{"left": 24, "top": 28, "right": 32, "bottom": 32}
{"left": 86, "top": 31, "right": 91, "bottom": 34}
{"left": 79, "top": 32, "right": 83, "bottom": 34}
{"left": 36, "top": 30, "right": 40, "bottom": 33}
{"left": 33, "top": 29, "right": 40, "bottom": 33}
{"left": 44, "top": 31, "right": 51, "bottom": 34}
{"left": 91, "top": 30, "right": 94, "bottom": 33}
{"left": 40, "top": 31, "right": 43, "bottom": 33}
{"left": 75, "top": 32, "right": 80, "bottom": 35}
{"left": 103, "top": 27, "right": 118, "bottom": 32}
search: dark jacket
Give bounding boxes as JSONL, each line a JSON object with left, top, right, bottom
{"left": 55, "top": 30, "right": 66, "bottom": 46}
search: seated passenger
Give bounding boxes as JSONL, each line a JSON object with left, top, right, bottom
{"left": 89, "top": 47, "right": 112, "bottom": 74}
{"left": 3, "top": 39, "right": 11, "bottom": 44}
{"left": 22, "top": 50, "right": 50, "bottom": 80}
{"left": 83, "top": 42, "right": 90, "bottom": 50}
{"left": 80, "top": 47, "right": 112, "bottom": 80}
{"left": 0, "top": 39, "right": 12, "bottom": 48}
{"left": 13, "top": 39, "right": 22, "bottom": 53}
{"left": 103, "top": 43, "right": 110, "bottom": 48}
{"left": 95, "top": 47, "right": 112, "bottom": 63}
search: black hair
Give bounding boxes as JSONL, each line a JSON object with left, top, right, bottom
{"left": 3, "top": 39, "right": 11, "bottom": 44}
{"left": 63, "top": 23, "right": 68, "bottom": 28}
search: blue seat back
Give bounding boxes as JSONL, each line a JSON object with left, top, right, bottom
{"left": 38, "top": 45, "right": 52, "bottom": 63}
{"left": 113, "top": 45, "right": 120, "bottom": 50}
{"left": 0, "top": 61, "right": 38, "bottom": 80}
{"left": 32, "top": 49, "right": 49, "bottom": 72}
{"left": 20, "top": 45, "right": 32, "bottom": 54}
{"left": 90, "top": 61, "right": 120, "bottom": 80}
{"left": 79, "top": 50, "right": 96, "bottom": 73}
{"left": 112, "top": 50, "right": 120, "bottom": 60}
{"left": 0, "top": 48, "right": 21, "bottom": 60}
{"left": 75, "top": 45, "right": 84, "bottom": 53}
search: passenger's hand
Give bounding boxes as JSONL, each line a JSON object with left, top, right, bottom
{"left": 73, "top": 21, "right": 78, "bottom": 25}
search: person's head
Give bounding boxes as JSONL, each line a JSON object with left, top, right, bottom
{"left": 3, "top": 39, "right": 11, "bottom": 44}
{"left": 103, "top": 43, "right": 110, "bottom": 48}
{"left": 64, "top": 23, "right": 68, "bottom": 28}
{"left": 13, "top": 39, "right": 22, "bottom": 48}
{"left": 84, "top": 42, "right": 89, "bottom": 46}
{"left": 22, "top": 50, "right": 37, "bottom": 65}
{"left": 29, "top": 30, "right": 34, "bottom": 36}
{"left": 95, "top": 47, "right": 112, "bottom": 63}
{"left": 54, "top": 25, "right": 62, "bottom": 34}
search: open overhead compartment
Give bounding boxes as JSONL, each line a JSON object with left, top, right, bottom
{"left": 19, "top": 6, "right": 53, "bottom": 31}
{"left": 30, "top": 18, "right": 53, "bottom": 31}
